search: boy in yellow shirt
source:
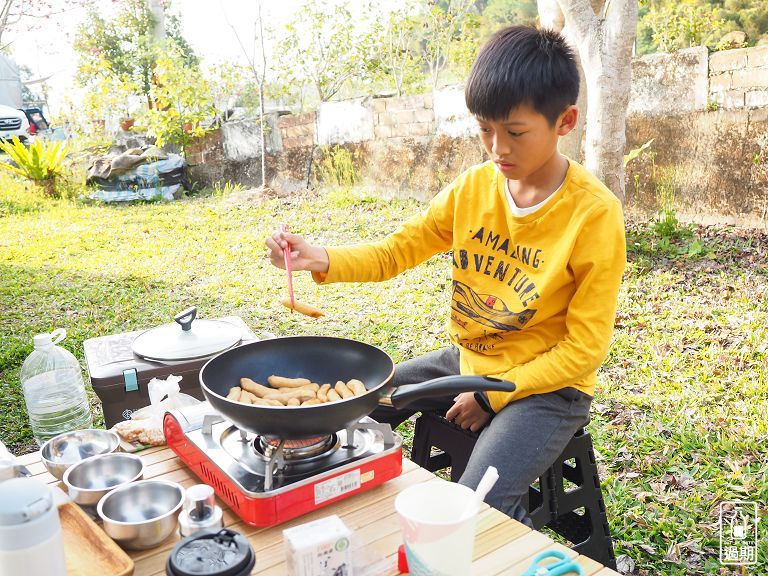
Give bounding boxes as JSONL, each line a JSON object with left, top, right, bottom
{"left": 265, "top": 25, "right": 626, "bottom": 525}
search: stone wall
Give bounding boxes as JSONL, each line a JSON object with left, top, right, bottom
{"left": 628, "top": 47, "right": 710, "bottom": 116}
{"left": 624, "top": 44, "right": 768, "bottom": 227}
{"left": 187, "top": 113, "right": 282, "bottom": 189}
{"left": 709, "top": 46, "right": 768, "bottom": 109}
{"left": 627, "top": 44, "right": 768, "bottom": 114}
{"left": 433, "top": 87, "right": 478, "bottom": 138}
{"left": 188, "top": 45, "right": 768, "bottom": 226}
{"left": 373, "top": 94, "right": 434, "bottom": 139}
{"left": 317, "top": 100, "right": 373, "bottom": 144}
{"left": 624, "top": 108, "right": 768, "bottom": 227}
{"left": 279, "top": 111, "right": 315, "bottom": 149}
{"left": 363, "top": 136, "right": 485, "bottom": 201}
{"left": 186, "top": 129, "right": 224, "bottom": 167}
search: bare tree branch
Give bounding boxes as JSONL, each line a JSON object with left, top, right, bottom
{"left": 220, "top": 0, "right": 270, "bottom": 185}
{"left": 0, "top": 0, "right": 85, "bottom": 46}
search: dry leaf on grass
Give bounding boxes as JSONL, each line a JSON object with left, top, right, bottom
{"left": 661, "top": 473, "right": 697, "bottom": 491}
{"left": 664, "top": 542, "right": 681, "bottom": 563}
{"left": 615, "top": 554, "right": 636, "bottom": 574}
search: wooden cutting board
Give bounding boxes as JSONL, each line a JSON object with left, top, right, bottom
{"left": 59, "top": 502, "right": 134, "bottom": 576}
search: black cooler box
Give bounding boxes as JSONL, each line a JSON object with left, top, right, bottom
{"left": 84, "top": 309, "right": 257, "bottom": 427}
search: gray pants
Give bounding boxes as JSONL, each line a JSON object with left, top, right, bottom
{"left": 370, "top": 346, "right": 592, "bottom": 526}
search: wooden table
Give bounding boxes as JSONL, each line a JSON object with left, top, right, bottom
{"left": 18, "top": 447, "right": 621, "bottom": 576}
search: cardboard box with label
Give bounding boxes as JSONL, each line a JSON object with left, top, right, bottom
{"left": 283, "top": 515, "right": 353, "bottom": 576}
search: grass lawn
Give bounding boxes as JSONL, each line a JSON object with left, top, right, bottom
{"left": 1, "top": 174, "right": 766, "bottom": 575}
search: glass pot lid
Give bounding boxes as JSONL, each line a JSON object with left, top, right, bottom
{"left": 131, "top": 307, "right": 241, "bottom": 361}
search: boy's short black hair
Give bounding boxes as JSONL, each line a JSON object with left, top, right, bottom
{"left": 465, "top": 26, "right": 579, "bottom": 126}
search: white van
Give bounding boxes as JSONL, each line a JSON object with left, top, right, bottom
{"left": 0, "top": 104, "right": 30, "bottom": 142}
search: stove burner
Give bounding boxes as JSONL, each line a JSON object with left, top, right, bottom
{"left": 257, "top": 435, "right": 336, "bottom": 461}
{"left": 207, "top": 417, "right": 399, "bottom": 493}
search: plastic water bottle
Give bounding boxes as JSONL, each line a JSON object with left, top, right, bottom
{"left": 20, "top": 329, "right": 92, "bottom": 445}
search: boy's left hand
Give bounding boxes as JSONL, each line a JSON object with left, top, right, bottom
{"left": 445, "top": 393, "right": 490, "bottom": 432}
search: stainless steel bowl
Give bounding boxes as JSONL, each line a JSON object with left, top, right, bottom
{"left": 97, "top": 479, "right": 185, "bottom": 550}
{"left": 62, "top": 452, "right": 144, "bottom": 507}
{"left": 40, "top": 429, "right": 120, "bottom": 480}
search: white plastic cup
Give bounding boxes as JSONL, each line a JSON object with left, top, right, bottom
{"left": 394, "top": 481, "right": 479, "bottom": 576}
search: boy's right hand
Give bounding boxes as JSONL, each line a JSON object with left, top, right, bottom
{"left": 265, "top": 229, "right": 330, "bottom": 273}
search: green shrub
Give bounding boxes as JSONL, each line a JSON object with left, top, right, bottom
{"left": 0, "top": 137, "right": 71, "bottom": 196}
{"left": 142, "top": 47, "right": 215, "bottom": 157}
{"left": 653, "top": 169, "right": 680, "bottom": 238}
{"left": 212, "top": 180, "right": 245, "bottom": 197}
{"left": 315, "top": 145, "right": 360, "bottom": 190}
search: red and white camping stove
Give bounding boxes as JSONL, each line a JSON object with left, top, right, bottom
{"left": 164, "top": 411, "right": 403, "bottom": 526}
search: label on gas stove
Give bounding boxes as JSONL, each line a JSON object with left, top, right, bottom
{"left": 314, "top": 469, "right": 361, "bottom": 505}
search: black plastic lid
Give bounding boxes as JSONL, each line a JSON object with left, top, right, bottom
{"left": 166, "top": 528, "right": 256, "bottom": 576}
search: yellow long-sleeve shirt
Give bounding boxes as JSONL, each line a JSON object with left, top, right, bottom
{"left": 314, "top": 159, "right": 626, "bottom": 412}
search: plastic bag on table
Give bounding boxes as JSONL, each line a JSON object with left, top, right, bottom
{"left": 0, "top": 441, "right": 28, "bottom": 482}
{"left": 111, "top": 375, "right": 200, "bottom": 452}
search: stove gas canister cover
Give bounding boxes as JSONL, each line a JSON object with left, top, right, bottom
{"left": 283, "top": 514, "right": 352, "bottom": 576}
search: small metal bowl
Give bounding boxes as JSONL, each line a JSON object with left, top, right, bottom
{"left": 63, "top": 452, "right": 144, "bottom": 507}
{"left": 40, "top": 429, "right": 121, "bottom": 480}
{"left": 97, "top": 479, "right": 185, "bottom": 550}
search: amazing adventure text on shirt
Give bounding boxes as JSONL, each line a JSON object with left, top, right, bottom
{"left": 450, "top": 226, "right": 540, "bottom": 351}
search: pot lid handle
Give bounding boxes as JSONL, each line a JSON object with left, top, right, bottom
{"left": 174, "top": 307, "right": 197, "bottom": 332}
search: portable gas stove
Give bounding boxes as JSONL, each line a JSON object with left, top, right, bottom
{"left": 164, "top": 411, "right": 403, "bottom": 526}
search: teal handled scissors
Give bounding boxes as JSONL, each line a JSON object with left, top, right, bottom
{"left": 522, "top": 550, "right": 584, "bottom": 576}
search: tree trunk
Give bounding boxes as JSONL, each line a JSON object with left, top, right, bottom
{"left": 537, "top": 0, "right": 565, "bottom": 29}
{"left": 582, "top": 55, "right": 632, "bottom": 204}
{"left": 305, "top": 144, "right": 316, "bottom": 189}
{"left": 538, "top": 0, "right": 587, "bottom": 163}
{"left": 147, "top": 0, "right": 166, "bottom": 43}
{"left": 224, "top": 0, "right": 269, "bottom": 186}
{"left": 259, "top": 87, "right": 266, "bottom": 187}
{"left": 256, "top": 3, "right": 267, "bottom": 188}
{"left": 553, "top": 0, "right": 638, "bottom": 204}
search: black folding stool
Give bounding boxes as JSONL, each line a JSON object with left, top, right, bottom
{"left": 409, "top": 411, "right": 617, "bottom": 569}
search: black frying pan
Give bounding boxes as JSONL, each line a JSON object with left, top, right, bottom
{"left": 199, "top": 336, "right": 515, "bottom": 438}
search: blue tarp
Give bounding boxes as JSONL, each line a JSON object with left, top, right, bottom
{"left": 88, "top": 153, "right": 187, "bottom": 202}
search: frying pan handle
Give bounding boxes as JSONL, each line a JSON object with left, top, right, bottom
{"left": 389, "top": 376, "right": 516, "bottom": 410}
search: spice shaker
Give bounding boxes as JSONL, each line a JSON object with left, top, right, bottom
{"left": 177, "top": 484, "right": 223, "bottom": 537}
{"left": 0, "top": 477, "right": 66, "bottom": 576}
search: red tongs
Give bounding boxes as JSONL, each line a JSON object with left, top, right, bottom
{"left": 281, "top": 223, "right": 296, "bottom": 311}
{"left": 277, "top": 225, "right": 325, "bottom": 319}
